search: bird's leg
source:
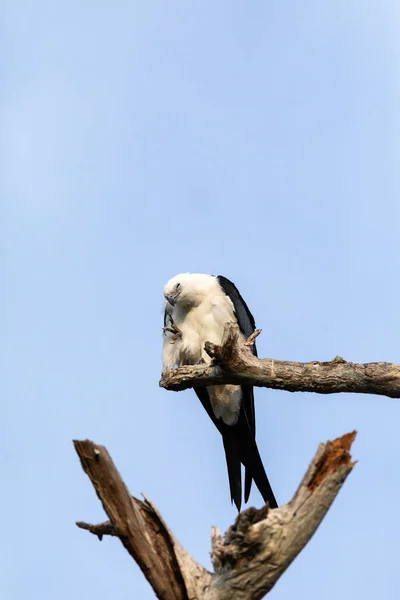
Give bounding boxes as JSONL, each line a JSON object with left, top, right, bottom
{"left": 163, "top": 315, "right": 182, "bottom": 342}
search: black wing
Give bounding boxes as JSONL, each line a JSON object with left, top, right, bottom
{"left": 216, "top": 275, "right": 257, "bottom": 339}
{"left": 214, "top": 275, "right": 277, "bottom": 508}
{"left": 217, "top": 275, "right": 258, "bottom": 434}
{"left": 193, "top": 386, "right": 242, "bottom": 509}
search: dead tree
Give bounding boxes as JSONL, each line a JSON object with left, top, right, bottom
{"left": 75, "top": 322, "right": 398, "bottom": 599}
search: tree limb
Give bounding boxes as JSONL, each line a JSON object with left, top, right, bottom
{"left": 76, "top": 520, "right": 116, "bottom": 540}
{"left": 160, "top": 322, "right": 400, "bottom": 398}
{"left": 207, "top": 431, "right": 356, "bottom": 600}
{"left": 74, "top": 440, "right": 210, "bottom": 600}
{"left": 74, "top": 432, "right": 356, "bottom": 599}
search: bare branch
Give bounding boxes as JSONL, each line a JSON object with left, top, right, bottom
{"left": 244, "top": 328, "right": 262, "bottom": 346}
{"left": 75, "top": 432, "right": 356, "bottom": 599}
{"left": 160, "top": 322, "right": 400, "bottom": 398}
{"left": 206, "top": 431, "right": 356, "bottom": 600}
{"left": 76, "top": 520, "right": 116, "bottom": 540}
{"left": 74, "top": 440, "right": 210, "bottom": 600}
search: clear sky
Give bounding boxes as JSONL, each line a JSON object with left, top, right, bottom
{"left": 3, "top": 1, "right": 400, "bottom": 598}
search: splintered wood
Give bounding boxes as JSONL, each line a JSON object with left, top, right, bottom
{"left": 308, "top": 431, "right": 357, "bottom": 492}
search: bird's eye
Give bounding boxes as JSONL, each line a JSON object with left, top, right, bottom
{"left": 176, "top": 283, "right": 181, "bottom": 290}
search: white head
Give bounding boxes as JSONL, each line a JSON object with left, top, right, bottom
{"left": 163, "top": 273, "right": 215, "bottom": 309}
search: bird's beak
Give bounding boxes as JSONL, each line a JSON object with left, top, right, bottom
{"left": 166, "top": 295, "right": 176, "bottom": 306}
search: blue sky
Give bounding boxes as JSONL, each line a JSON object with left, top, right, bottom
{"left": 3, "top": 1, "right": 400, "bottom": 598}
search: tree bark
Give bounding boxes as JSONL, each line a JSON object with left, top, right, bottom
{"left": 75, "top": 432, "right": 356, "bottom": 600}
{"left": 74, "top": 440, "right": 209, "bottom": 600}
{"left": 160, "top": 322, "right": 400, "bottom": 398}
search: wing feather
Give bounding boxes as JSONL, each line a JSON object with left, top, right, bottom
{"left": 216, "top": 275, "right": 277, "bottom": 508}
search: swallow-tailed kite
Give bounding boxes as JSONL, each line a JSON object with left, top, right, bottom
{"left": 162, "top": 273, "right": 277, "bottom": 511}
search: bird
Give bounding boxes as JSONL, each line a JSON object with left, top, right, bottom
{"left": 162, "top": 272, "right": 277, "bottom": 512}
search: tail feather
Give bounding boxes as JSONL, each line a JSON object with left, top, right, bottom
{"left": 225, "top": 415, "right": 277, "bottom": 510}
{"left": 244, "top": 467, "right": 253, "bottom": 504}
{"left": 240, "top": 414, "right": 277, "bottom": 507}
{"left": 194, "top": 385, "right": 277, "bottom": 511}
{"left": 243, "top": 385, "right": 255, "bottom": 503}
{"left": 240, "top": 426, "right": 278, "bottom": 508}
{"left": 223, "top": 432, "right": 242, "bottom": 512}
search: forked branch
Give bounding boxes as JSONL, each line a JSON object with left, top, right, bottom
{"left": 74, "top": 432, "right": 356, "bottom": 600}
{"left": 160, "top": 322, "right": 400, "bottom": 398}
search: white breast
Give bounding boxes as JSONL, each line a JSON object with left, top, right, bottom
{"left": 162, "top": 281, "right": 244, "bottom": 425}
{"left": 169, "top": 288, "right": 235, "bottom": 362}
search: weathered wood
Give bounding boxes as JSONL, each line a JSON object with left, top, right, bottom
{"left": 206, "top": 432, "right": 356, "bottom": 600}
{"left": 75, "top": 432, "right": 355, "bottom": 599}
{"left": 76, "top": 520, "right": 116, "bottom": 540}
{"left": 74, "top": 440, "right": 210, "bottom": 600}
{"left": 160, "top": 322, "right": 400, "bottom": 398}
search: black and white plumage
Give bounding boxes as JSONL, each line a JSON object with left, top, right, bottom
{"left": 162, "top": 273, "right": 277, "bottom": 511}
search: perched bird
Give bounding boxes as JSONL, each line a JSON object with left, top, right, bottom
{"left": 162, "top": 273, "right": 277, "bottom": 511}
